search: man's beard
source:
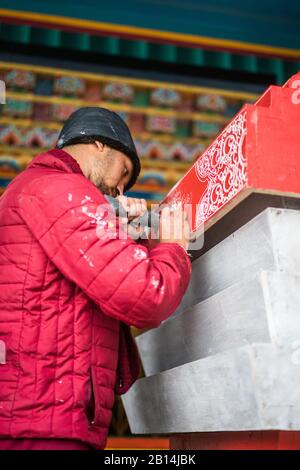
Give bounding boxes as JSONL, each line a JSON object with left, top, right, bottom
{"left": 91, "top": 160, "right": 118, "bottom": 197}
{"left": 96, "top": 179, "right": 117, "bottom": 198}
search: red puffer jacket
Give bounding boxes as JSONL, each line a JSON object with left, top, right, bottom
{"left": 0, "top": 149, "right": 191, "bottom": 449}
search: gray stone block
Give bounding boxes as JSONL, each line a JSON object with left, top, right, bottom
{"left": 122, "top": 344, "right": 300, "bottom": 434}
{"left": 137, "top": 271, "right": 300, "bottom": 376}
{"left": 174, "top": 208, "right": 300, "bottom": 317}
{"left": 190, "top": 194, "right": 300, "bottom": 262}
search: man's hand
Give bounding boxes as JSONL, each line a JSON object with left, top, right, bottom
{"left": 117, "top": 196, "right": 147, "bottom": 221}
{"left": 116, "top": 197, "right": 191, "bottom": 251}
{"left": 117, "top": 196, "right": 148, "bottom": 239}
{"left": 159, "top": 204, "right": 191, "bottom": 251}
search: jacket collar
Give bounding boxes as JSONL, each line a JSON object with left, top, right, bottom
{"left": 27, "top": 148, "right": 84, "bottom": 176}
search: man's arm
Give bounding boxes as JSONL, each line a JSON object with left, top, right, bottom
{"left": 17, "top": 173, "right": 191, "bottom": 329}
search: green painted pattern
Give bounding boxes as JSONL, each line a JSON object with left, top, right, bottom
{"left": 1, "top": 0, "right": 300, "bottom": 49}
{"left": 1, "top": 21, "right": 300, "bottom": 84}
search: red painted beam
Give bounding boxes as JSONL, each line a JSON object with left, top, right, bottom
{"left": 163, "top": 73, "right": 300, "bottom": 235}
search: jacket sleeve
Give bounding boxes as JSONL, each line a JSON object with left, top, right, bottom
{"left": 17, "top": 173, "right": 191, "bottom": 329}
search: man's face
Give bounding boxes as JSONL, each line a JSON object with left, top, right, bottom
{"left": 90, "top": 144, "right": 134, "bottom": 197}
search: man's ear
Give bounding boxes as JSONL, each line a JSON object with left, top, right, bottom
{"left": 95, "top": 140, "right": 105, "bottom": 152}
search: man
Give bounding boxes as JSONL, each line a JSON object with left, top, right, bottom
{"left": 0, "top": 107, "right": 191, "bottom": 450}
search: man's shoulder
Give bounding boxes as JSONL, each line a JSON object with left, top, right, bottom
{"left": 12, "top": 167, "right": 107, "bottom": 209}
{"left": 22, "top": 170, "right": 87, "bottom": 194}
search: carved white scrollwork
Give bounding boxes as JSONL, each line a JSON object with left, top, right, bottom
{"left": 195, "top": 111, "right": 247, "bottom": 225}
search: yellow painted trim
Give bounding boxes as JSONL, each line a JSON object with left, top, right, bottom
{"left": 0, "top": 144, "right": 192, "bottom": 170}
{"left": 0, "top": 145, "right": 39, "bottom": 155}
{"left": 5, "top": 91, "right": 230, "bottom": 123}
{"left": 0, "top": 116, "right": 61, "bottom": 130}
{"left": 1, "top": 8, "right": 300, "bottom": 59}
{"left": 0, "top": 170, "right": 18, "bottom": 178}
{"left": 0, "top": 117, "right": 211, "bottom": 146}
{"left": 0, "top": 61, "right": 259, "bottom": 100}
{"left": 138, "top": 159, "right": 190, "bottom": 171}
{"left": 134, "top": 131, "right": 209, "bottom": 146}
